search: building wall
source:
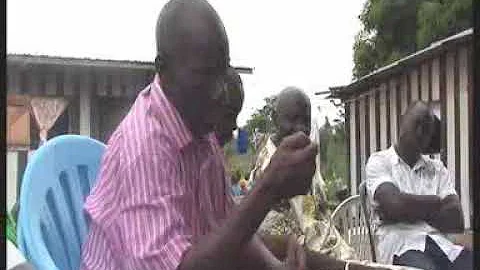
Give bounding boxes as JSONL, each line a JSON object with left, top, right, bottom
{"left": 346, "top": 43, "right": 472, "bottom": 228}
{"left": 6, "top": 61, "right": 153, "bottom": 208}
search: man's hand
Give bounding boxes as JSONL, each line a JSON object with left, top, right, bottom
{"left": 259, "top": 132, "right": 318, "bottom": 202}
{"left": 427, "top": 195, "right": 464, "bottom": 233}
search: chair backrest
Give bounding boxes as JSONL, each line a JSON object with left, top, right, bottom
{"left": 17, "top": 135, "right": 106, "bottom": 270}
{"left": 331, "top": 195, "right": 374, "bottom": 261}
{"left": 358, "top": 181, "right": 377, "bottom": 262}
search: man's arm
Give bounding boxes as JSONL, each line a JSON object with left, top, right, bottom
{"left": 262, "top": 235, "right": 392, "bottom": 270}
{"left": 427, "top": 194, "right": 464, "bottom": 233}
{"left": 179, "top": 183, "right": 280, "bottom": 270}
{"left": 366, "top": 154, "right": 442, "bottom": 224}
{"left": 425, "top": 163, "right": 465, "bottom": 233}
{"left": 374, "top": 182, "right": 442, "bottom": 223}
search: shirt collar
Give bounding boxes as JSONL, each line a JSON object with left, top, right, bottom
{"left": 150, "top": 74, "right": 193, "bottom": 150}
{"left": 388, "top": 145, "right": 431, "bottom": 171}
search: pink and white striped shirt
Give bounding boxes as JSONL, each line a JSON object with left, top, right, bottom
{"left": 81, "top": 76, "right": 233, "bottom": 270}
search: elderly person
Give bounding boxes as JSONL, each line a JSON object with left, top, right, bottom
{"left": 249, "top": 87, "right": 357, "bottom": 261}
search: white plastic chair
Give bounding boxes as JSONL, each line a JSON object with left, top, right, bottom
{"left": 331, "top": 194, "right": 375, "bottom": 261}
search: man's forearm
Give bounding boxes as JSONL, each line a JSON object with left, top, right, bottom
{"left": 179, "top": 182, "right": 276, "bottom": 270}
{"left": 238, "top": 234, "right": 283, "bottom": 270}
{"left": 398, "top": 193, "right": 442, "bottom": 221}
{"left": 379, "top": 191, "right": 443, "bottom": 223}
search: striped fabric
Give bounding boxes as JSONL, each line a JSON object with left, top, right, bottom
{"left": 81, "top": 75, "right": 233, "bottom": 270}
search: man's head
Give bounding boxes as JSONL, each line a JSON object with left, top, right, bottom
{"left": 273, "top": 87, "right": 311, "bottom": 142}
{"left": 398, "top": 101, "right": 436, "bottom": 153}
{"left": 155, "top": 0, "right": 230, "bottom": 138}
{"left": 215, "top": 67, "right": 244, "bottom": 146}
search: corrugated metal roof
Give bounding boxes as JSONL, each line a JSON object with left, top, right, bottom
{"left": 7, "top": 54, "right": 155, "bottom": 70}
{"left": 329, "top": 28, "right": 473, "bottom": 99}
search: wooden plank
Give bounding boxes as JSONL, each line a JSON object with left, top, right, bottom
{"left": 396, "top": 77, "right": 402, "bottom": 137}
{"left": 458, "top": 46, "right": 470, "bottom": 228}
{"left": 421, "top": 63, "right": 429, "bottom": 101}
{"left": 410, "top": 69, "right": 419, "bottom": 101}
{"left": 428, "top": 60, "right": 433, "bottom": 101}
{"left": 349, "top": 101, "right": 357, "bottom": 195}
{"left": 446, "top": 51, "right": 457, "bottom": 191}
{"left": 400, "top": 74, "right": 408, "bottom": 116}
{"left": 364, "top": 95, "right": 370, "bottom": 159}
{"left": 345, "top": 103, "right": 351, "bottom": 194}
{"left": 389, "top": 79, "right": 398, "bottom": 143}
{"left": 454, "top": 50, "right": 461, "bottom": 196}
{"left": 379, "top": 84, "right": 388, "bottom": 149}
{"left": 355, "top": 100, "right": 361, "bottom": 191}
{"left": 369, "top": 92, "right": 377, "bottom": 154}
{"left": 432, "top": 58, "right": 440, "bottom": 100}
{"left": 467, "top": 45, "right": 473, "bottom": 228}
{"left": 385, "top": 82, "right": 391, "bottom": 146}
{"left": 79, "top": 73, "right": 92, "bottom": 136}
{"left": 440, "top": 53, "right": 448, "bottom": 165}
{"left": 359, "top": 97, "right": 367, "bottom": 183}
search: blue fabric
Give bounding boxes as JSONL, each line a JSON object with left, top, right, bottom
{"left": 231, "top": 184, "right": 242, "bottom": 196}
{"left": 17, "top": 135, "right": 106, "bottom": 270}
{"left": 236, "top": 129, "right": 248, "bottom": 154}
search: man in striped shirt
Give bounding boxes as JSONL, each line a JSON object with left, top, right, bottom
{"left": 81, "top": 1, "right": 316, "bottom": 269}
{"left": 81, "top": 1, "right": 391, "bottom": 270}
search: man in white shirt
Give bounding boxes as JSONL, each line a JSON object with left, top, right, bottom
{"left": 365, "top": 101, "right": 472, "bottom": 270}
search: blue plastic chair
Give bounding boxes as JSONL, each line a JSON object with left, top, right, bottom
{"left": 17, "top": 135, "right": 106, "bottom": 270}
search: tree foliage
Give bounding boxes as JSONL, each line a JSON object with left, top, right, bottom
{"left": 353, "top": 0, "right": 472, "bottom": 80}
{"left": 317, "top": 117, "right": 349, "bottom": 211}
{"left": 244, "top": 96, "right": 277, "bottom": 137}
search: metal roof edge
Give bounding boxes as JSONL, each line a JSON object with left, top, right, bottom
{"left": 332, "top": 28, "right": 473, "bottom": 97}
{"left": 7, "top": 54, "right": 255, "bottom": 74}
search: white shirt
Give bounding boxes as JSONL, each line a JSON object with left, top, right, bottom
{"left": 365, "top": 146, "right": 464, "bottom": 264}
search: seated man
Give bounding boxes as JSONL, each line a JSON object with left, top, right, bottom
{"left": 365, "top": 101, "right": 472, "bottom": 270}
{"left": 249, "top": 87, "right": 356, "bottom": 260}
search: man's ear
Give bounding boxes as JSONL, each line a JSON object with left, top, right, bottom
{"left": 155, "top": 55, "right": 166, "bottom": 74}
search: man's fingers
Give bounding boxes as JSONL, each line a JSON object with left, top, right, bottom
{"left": 292, "top": 142, "right": 318, "bottom": 162}
{"left": 281, "top": 132, "right": 310, "bottom": 149}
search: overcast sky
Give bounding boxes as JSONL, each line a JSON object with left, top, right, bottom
{"left": 7, "top": 0, "right": 365, "bottom": 127}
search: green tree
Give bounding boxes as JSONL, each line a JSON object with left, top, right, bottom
{"left": 245, "top": 96, "right": 277, "bottom": 137}
{"left": 353, "top": 0, "right": 472, "bottom": 80}
{"left": 318, "top": 117, "right": 349, "bottom": 210}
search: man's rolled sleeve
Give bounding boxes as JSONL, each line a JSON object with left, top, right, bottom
{"left": 119, "top": 153, "right": 193, "bottom": 270}
{"left": 365, "top": 154, "right": 395, "bottom": 203}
